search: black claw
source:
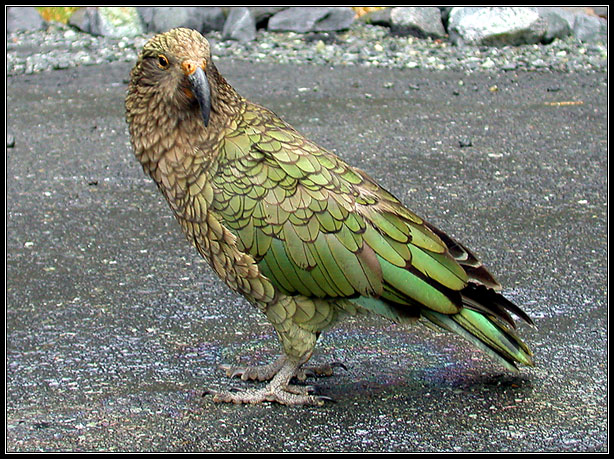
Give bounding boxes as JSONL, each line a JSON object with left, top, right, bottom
{"left": 330, "top": 362, "right": 348, "bottom": 372}
{"left": 304, "top": 385, "right": 317, "bottom": 394}
{"left": 301, "top": 369, "right": 316, "bottom": 379}
{"left": 230, "top": 369, "right": 244, "bottom": 379}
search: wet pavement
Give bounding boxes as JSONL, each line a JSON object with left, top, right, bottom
{"left": 6, "top": 59, "right": 607, "bottom": 452}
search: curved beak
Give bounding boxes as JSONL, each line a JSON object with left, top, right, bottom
{"left": 183, "top": 61, "right": 211, "bottom": 127}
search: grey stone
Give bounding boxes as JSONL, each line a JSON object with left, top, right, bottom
{"left": 138, "top": 7, "right": 225, "bottom": 34}
{"left": 268, "top": 7, "right": 354, "bottom": 33}
{"left": 68, "top": 7, "right": 95, "bottom": 34}
{"left": 222, "top": 7, "right": 256, "bottom": 42}
{"left": 198, "top": 7, "right": 226, "bottom": 33}
{"left": 135, "top": 6, "right": 153, "bottom": 30}
{"left": 313, "top": 7, "right": 354, "bottom": 32}
{"left": 439, "top": 7, "right": 453, "bottom": 29}
{"left": 268, "top": 8, "right": 322, "bottom": 33}
{"left": 5, "top": 10, "right": 607, "bottom": 76}
{"left": 573, "top": 13, "right": 607, "bottom": 43}
{"left": 390, "top": 7, "right": 445, "bottom": 39}
{"left": 358, "top": 7, "right": 392, "bottom": 27}
{"left": 69, "top": 7, "right": 143, "bottom": 38}
{"left": 7, "top": 7, "right": 44, "bottom": 33}
{"left": 537, "top": 7, "right": 574, "bottom": 43}
{"left": 249, "top": 7, "right": 287, "bottom": 28}
{"left": 448, "top": 7, "right": 548, "bottom": 46}
{"left": 138, "top": 7, "right": 191, "bottom": 33}
{"left": 591, "top": 6, "right": 607, "bottom": 18}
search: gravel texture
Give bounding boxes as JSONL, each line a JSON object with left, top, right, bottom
{"left": 7, "top": 57, "right": 608, "bottom": 452}
{"left": 7, "top": 21, "right": 608, "bottom": 77}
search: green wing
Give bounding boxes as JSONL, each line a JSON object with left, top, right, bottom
{"left": 212, "top": 105, "right": 464, "bottom": 312}
{"left": 211, "top": 103, "right": 533, "bottom": 369}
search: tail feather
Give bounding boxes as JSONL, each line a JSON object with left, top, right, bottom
{"left": 424, "top": 221, "right": 502, "bottom": 291}
{"left": 346, "top": 214, "right": 535, "bottom": 370}
{"left": 422, "top": 303, "right": 534, "bottom": 371}
{"left": 417, "top": 224, "right": 535, "bottom": 370}
{"left": 462, "top": 283, "right": 535, "bottom": 329}
{"left": 351, "top": 286, "right": 535, "bottom": 371}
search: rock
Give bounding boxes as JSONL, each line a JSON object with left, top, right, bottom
{"left": 573, "top": 13, "right": 607, "bottom": 43}
{"left": 222, "top": 7, "right": 256, "bottom": 42}
{"left": 358, "top": 7, "right": 392, "bottom": 27}
{"left": 69, "top": 7, "right": 143, "bottom": 38}
{"left": 7, "top": 7, "right": 44, "bottom": 33}
{"left": 268, "top": 8, "right": 322, "bottom": 33}
{"left": 561, "top": 7, "right": 601, "bottom": 17}
{"left": 448, "top": 7, "right": 547, "bottom": 46}
{"left": 68, "top": 7, "right": 95, "bottom": 34}
{"left": 314, "top": 7, "right": 355, "bottom": 32}
{"left": 537, "top": 7, "right": 575, "bottom": 43}
{"left": 138, "top": 7, "right": 189, "bottom": 32}
{"left": 249, "top": 7, "right": 287, "bottom": 28}
{"left": 268, "top": 7, "right": 354, "bottom": 33}
{"left": 591, "top": 7, "right": 607, "bottom": 19}
{"left": 390, "top": 7, "right": 446, "bottom": 39}
{"left": 137, "top": 7, "right": 225, "bottom": 34}
{"left": 458, "top": 137, "right": 473, "bottom": 148}
{"left": 197, "top": 7, "right": 227, "bottom": 33}
{"left": 99, "top": 7, "right": 143, "bottom": 37}
{"left": 439, "top": 7, "right": 453, "bottom": 29}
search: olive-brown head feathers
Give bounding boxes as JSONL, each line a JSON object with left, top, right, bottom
{"left": 126, "top": 28, "right": 212, "bottom": 128}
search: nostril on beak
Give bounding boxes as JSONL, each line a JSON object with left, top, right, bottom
{"left": 182, "top": 60, "right": 206, "bottom": 76}
{"left": 182, "top": 61, "right": 197, "bottom": 76}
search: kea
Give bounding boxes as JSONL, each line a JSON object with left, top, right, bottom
{"left": 125, "top": 28, "right": 535, "bottom": 406}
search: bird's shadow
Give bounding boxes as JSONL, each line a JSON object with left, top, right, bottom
{"left": 314, "top": 362, "right": 534, "bottom": 406}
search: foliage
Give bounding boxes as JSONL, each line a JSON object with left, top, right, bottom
{"left": 36, "top": 7, "right": 80, "bottom": 24}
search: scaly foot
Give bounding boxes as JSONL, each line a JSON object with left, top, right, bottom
{"left": 205, "top": 385, "right": 331, "bottom": 406}
{"left": 206, "top": 356, "right": 336, "bottom": 406}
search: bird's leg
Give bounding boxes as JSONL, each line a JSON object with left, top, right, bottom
{"left": 206, "top": 357, "right": 332, "bottom": 406}
{"left": 219, "top": 355, "right": 347, "bottom": 382}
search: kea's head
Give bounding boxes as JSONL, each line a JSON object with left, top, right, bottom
{"left": 126, "top": 28, "right": 214, "bottom": 129}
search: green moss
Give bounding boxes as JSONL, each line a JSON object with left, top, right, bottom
{"left": 36, "top": 7, "right": 81, "bottom": 24}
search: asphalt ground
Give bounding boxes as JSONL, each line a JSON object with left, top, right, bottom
{"left": 6, "top": 58, "right": 607, "bottom": 452}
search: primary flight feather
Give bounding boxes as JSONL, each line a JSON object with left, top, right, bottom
{"left": 125, "top": 28, "right": 534, "bottom": 405}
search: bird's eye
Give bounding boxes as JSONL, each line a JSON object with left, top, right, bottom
{"left": 158, "top": 54, "right": 169, "bottom": 69}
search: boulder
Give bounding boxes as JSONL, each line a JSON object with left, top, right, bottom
{"left": 222, "top": 7, "right": 256, "bottom": 42}
{"left": 448, "top": 7, "right": 547, "bottom": 46}
{"left": 537, "top": 7, "right": 575, "bottom": 43}
{"left": 573, "top": 13, "right": 607, "bottom": 43}
{"left": 358, "top": 7, "right": 392, "bottom": 27}
{"left": 249, "top": 7, "right": 287, "bottom": 28}
{"left": 7, "top": 7, "right": 44, "bottom": 33}
{"left": 449, "top": 7, "right": 607, "bottom": 46}
{"left": 390, "top": 7, "right": 446, "bottom": 39}
{"left": 69, "top": 7, "right": 143, "bottom": 38}
{"left": 268, "top": 7, "right": 354, "bottom": 33}
{"left": 137, "top": 7, "right": 225, "bottom": 34}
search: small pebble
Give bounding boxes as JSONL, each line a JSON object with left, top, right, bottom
{"left": 6, "top": 22, "right": 607, "bottom": 77}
